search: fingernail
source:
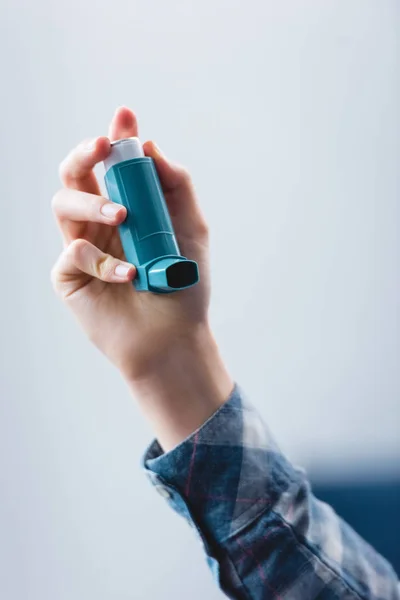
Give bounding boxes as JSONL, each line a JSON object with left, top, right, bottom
{"left": 100, "top": 203, "right": 121, "bottom": 218}
{"left": 114, "top": 264, "right": 131, "bottom": 278}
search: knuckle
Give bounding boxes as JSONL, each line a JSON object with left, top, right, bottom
{"left": 95, "top": 254, "right": 113, "bottom": 280}
{"left": 58, "top": 141, "right": 84, "bottom": 183}
{"left": 68, "top": 238, "right": 87, "bottom": 262}
{"left": 196, "top": 216, "right": 209, "bottom": 239}
{"left": 179, "top": 166, "right": 192, "bottom": 185}
{"left": 88, "top": 194, "right": 102, "bottom": 213}
{"left": 198, "top": 225, "right": 209, "bottom": 241}
{"left": 50, "top": 260, "right": 62, "bottom": 292}
{"left": 58, "top": 157, "right": 70, "bottom": 183}
{"left": 51, "top": 189, "right": 62, "bottom": 213}
{"left": 58, "top": 139, "right": 91, "bottom": 183}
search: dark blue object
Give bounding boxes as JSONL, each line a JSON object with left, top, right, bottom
{"left": 314, "top": 478, "right": 400, "bottom": 574}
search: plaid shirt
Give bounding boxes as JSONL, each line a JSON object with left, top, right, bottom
{"left": 144, "top": 384, "right": 399, "bottom": 599}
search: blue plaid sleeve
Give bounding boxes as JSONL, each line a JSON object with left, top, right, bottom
{"left": 143, "top": 384, "right": 399, "bottom": 599}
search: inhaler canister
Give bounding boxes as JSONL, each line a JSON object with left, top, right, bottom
{"left": 104, "top": 138, "right": 199, "bottom": 293}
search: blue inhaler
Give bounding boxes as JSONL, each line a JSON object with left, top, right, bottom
{"left": 104, "top": 138, "right": 199, "bottom": 293}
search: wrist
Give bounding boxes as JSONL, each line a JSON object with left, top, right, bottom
{"left": 123, "top": 322, "right": 234, "bottom": 451}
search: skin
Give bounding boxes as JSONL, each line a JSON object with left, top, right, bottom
{"left": 52, "top": 107, "right": 233, "bottom": 451}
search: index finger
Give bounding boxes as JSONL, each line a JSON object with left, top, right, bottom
{"left": 108, "top": 106, "right": 138, "bottom": 142}
{"left": 59, "top": 136, "right": 111, "bottom": 195}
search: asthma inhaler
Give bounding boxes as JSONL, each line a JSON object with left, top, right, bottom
{"left": 104, "top": 138, "right": 199, "bottom": 293}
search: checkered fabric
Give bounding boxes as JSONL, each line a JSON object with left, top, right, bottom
{"left": 144, "top": 384, "right": 399, "bottom": 599}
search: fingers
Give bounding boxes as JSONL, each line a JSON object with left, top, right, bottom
{"left": 143, "top": 140, "right": 209, "bottom": 240}
{"left": 59, "top": 136, "right": 111, "bottom": 195}
{"left": 52, "top": 188, "right": 127, "bottom": 242}
{"left": 58, "top": 107, "right": 137, "bottom": 196}
{"left": 52, "top": 238, "right": 136, "bottom": 294}
{"left": 54, "top": 107, "right": 138, "bottom": 249}
{"left": 108, "top": 106, "right": 138, "bottom": 142}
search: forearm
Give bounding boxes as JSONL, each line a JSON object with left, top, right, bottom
{"left": 144, "top": 385, "right": 400, "bottom": 600}
{"left": 123, "top": 323, "right": 234, "bottom": 451}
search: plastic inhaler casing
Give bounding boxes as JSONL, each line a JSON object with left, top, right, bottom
{"left": 104, "top": 138, "right": 199, "bottom": 293}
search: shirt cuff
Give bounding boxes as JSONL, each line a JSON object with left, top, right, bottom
{"left": 143, "top": 383, "right": 301, "bottom": 547}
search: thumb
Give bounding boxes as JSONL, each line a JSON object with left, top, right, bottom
{"left": 143, "top": 141, "right": 208, "bottom": 242}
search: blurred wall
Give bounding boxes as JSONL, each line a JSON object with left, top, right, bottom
{"left": 0, "top": 1, "right": 399, "bottom": 598}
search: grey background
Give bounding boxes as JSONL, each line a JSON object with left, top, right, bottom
{"left": 0, "top": 1, "right": 399, "bottom": 598}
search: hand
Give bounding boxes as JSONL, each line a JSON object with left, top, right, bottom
{"left": 52, "top": 107, "right": 210, "bottom": 379}
{"left": 52, "top": 107, "right": 233, "bottom": 449}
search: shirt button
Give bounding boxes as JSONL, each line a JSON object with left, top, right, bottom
{"left": 155, "top": 485, "right": 172, "bottom": 499}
